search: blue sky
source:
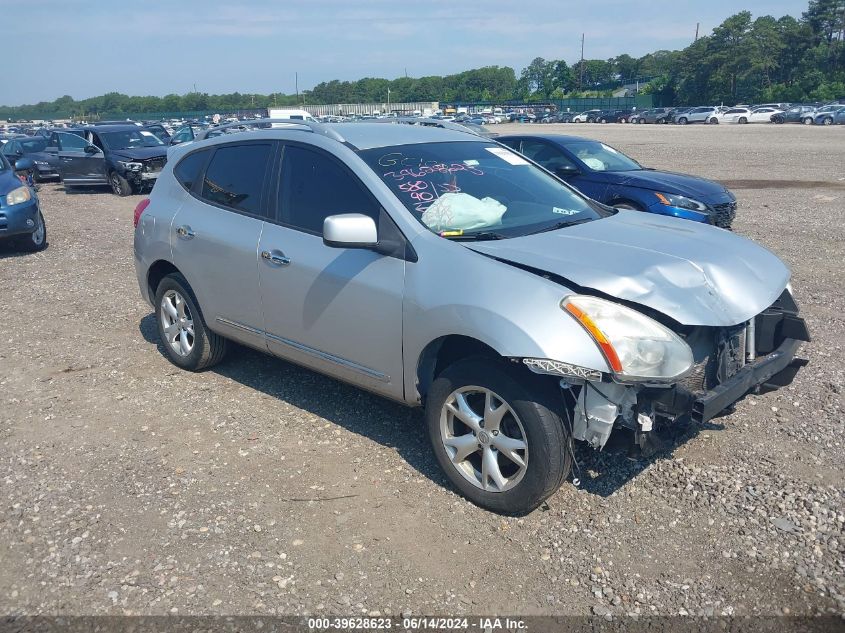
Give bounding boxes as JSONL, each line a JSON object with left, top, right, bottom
{"left": 2, "top": 0, "right": 805, "bottom": 105}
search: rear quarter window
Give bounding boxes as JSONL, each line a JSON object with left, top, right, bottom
{"left": 174, "top": 149, "right": 211, "bottom": 192}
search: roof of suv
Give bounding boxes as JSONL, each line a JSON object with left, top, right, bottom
{"left": 326, "top": 123, "right": 483, "bottom": 150}
{"left": 195, "top": 122, "right": 484, "bottom": 152}
{"left": 83, "top": 124, "right": 145, "bottom": 132}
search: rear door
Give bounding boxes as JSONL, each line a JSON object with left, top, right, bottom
{"left": 169, "top": 141, "right": 275, "bottom": 349}
{"left": 257, "top": 142, "right": 406, "bottom": 399}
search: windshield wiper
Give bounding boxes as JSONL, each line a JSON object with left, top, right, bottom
{"left": 443, "top": 231, "right": 507, "bottom": 241}
{"left": 524, "top": 218, "right": 592, "bottom": 235}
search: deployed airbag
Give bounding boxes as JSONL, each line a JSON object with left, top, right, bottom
{"left": 421, "top": 193, "right": 506, "bottom": 232}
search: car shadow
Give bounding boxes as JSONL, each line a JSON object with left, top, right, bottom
{"left": 568, "top": 419, "right": 726, "bottom": 498}
{"left": 138, "top": 313, "right": 446, "bottom": 488}
{"left": 138, "top": 313, "right": 728, "bottom": 504}
{"left": 0, "top": 241, "right": 47, "bottom": 259}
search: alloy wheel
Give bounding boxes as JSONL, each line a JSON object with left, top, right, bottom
{"left": 160, "top": 290, "right": 195, "bottom": 357}
{"left": 439, "top": 386, "right": 528, "bottom": 493}
{"left": 110, "top": 174, "right": 124, "bottom": 195}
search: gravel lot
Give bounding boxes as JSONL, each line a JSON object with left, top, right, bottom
{"left": 1, "top": 123, "right": 843, "bottom": 619}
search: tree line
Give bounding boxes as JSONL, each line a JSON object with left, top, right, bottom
{"left": 1, "top": 0, "right": 842, "bottom": 121}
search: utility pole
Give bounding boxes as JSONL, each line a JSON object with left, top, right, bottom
{"left": 387, "top": 87, "right": 391, "bottom": 112}
{"left": 295, "top": 72, "right": 300, "bottom": 103}
{"left": 578, "top": 33, "right": 585, "bottom": 92}
{"left": 695, "top": 22, "right": 699, "bottom": 41}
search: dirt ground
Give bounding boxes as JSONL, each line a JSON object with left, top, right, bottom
{"left": 1, "top": 122, "right": 843, "bottom": 618}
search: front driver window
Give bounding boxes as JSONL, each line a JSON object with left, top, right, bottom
{"left": 57, "top": 132, "right": 88, "bottom": 152}
{"left": 519, "top": 142, "right": 578, "bottom": 172}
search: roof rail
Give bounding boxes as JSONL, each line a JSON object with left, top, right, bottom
{"left": 195, "top": 118, "right": 346, "bottom": 143}
{"left": 369, "top": 117, "right": 493, "bottom": 138}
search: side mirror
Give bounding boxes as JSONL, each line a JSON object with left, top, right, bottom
{"left": 554, "top": 166, "right": 579, "bottom": 177}
{"left": 84, "top": 144, "right": 100, "bottom": 154}
{"left": 170, "top": 137, "right": 183, "bottom": 145}
{"left": 14, "top": 157, "right": 34, "bottom": 172}
{"left": 323, "top": 213, "right": 378, "bottom": 249}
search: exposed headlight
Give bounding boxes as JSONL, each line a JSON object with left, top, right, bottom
{"left": 117, "top": 161, "right": 143, "bottom": 172}
{"left": 6, "top": 185, "right": 32, "bottom": 206}
{"left": 562, "top": 295, "right": 694, "bottom": 382}
{"left": 655, "top": 192, "right": 708, "bottom": 212}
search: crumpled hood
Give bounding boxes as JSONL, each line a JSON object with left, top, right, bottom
{"left": 111, "top": 146, "right": 167, "bottom": 161}
{"left": 591, "top": 169, "right": 733, "bottom": 201}
{"left": 465, "top": 211, "right": 789, "bottom": 326}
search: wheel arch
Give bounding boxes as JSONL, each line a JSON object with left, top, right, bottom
{"left": 416, "top": 335, "right": 503, "bottom": 403}
{"left": 147, "top": 259, "right": 182, "bottom": 301}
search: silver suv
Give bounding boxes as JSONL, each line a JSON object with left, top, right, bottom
{"left": 133, "top": 120, "right": 809, "bottom": 514}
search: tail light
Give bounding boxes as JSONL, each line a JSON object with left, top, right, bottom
{"left": 133, "top": 198, "right": 151, "bottom": 228}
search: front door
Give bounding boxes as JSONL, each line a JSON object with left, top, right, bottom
{"left": 56, "top": 132, "right": 105, "bottom": 184}
{"left": 258, "top": 143, "right": 405, "bottom": 399}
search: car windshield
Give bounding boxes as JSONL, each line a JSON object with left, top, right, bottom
{"left": 100, "top": 129, "right": 164, "bottom": 150}
{"left": 359, "top": 141, "right": 603, "bottom": 239}
{"left": 20, "top": 138, "right": 48, "bottom": 152}
{"left": 563, "top": 141, "right": 641, "bottom": 172}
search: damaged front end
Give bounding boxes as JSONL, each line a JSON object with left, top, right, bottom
{"left": 524, "top": 288, "right": 810, "bottom": 454}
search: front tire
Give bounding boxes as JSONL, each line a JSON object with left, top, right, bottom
{"left": 154, "top": 273, "right": 228, "bottom": 371}
{"left": 16, "top": 210, "right": 47, "bottom": 252}
{"left": 425, "top": 359, "right": 571, "bottom": 515}
{"left": 822, "top": 117, "right": 833, "bottom": 126}
{"left": 738, "top": 117, "right": 748, "bottom": 124}
{"left": 678, "top": 117, "right": 688, "bottom": 125}
{"left": 110, "top": 171, "right": 133, "bottom": 197}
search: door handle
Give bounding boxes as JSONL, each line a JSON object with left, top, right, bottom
{"left": 176, "top": 225, "right": 196, "bottom": 239}
{"left": 261, "top": 250, "right": 291, "bottom": 266}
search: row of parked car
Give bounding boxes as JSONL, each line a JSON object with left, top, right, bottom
{"left": 542, "top": 102, "right": 845, "bottom": 126}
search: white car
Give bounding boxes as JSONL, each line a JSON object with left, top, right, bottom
{"left": 572, "top": 110, "right": 600, "bottom": 123}
{"left": 715, "top": 107, "right": 782, "bottom": 124}
{"left": 746, "top": 107, "right": 784, "bottom": 123}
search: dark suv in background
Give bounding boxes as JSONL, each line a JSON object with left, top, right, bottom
{"left": 52, "top": 124, "right": 167, "bottom": 196}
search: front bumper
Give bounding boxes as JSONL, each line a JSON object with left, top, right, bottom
{"left": 691, "top": 338, "right": 807, "bottom": 422}
{"left": 0, "top": 196, "right": 41, "bottom": 239}
{"left": 647, "top": 318, "right": 810, "bottom": 424}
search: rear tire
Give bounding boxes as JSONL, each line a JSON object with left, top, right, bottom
{"left": 738, "top": 117, "right": 748, "bottom": 124}
{"left": 803, "top": 117, "right": 813, "bottom": 125}
{"left": 154, "top": 273, "right": 228, "bottom": 371}
{"left": 425, "top": 358, "right": 571, "bottom": 515}
{"left": 16, "top": 210, "right": 47, "bottom": 252}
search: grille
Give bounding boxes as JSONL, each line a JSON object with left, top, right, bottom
{"left": 0, "top": 211, "right": 6, "bottom": 231}
{"left": 144, "top": 158, "right": 166, "bottom": 172}
{"left": 709, "top": 201, "right": 737, "bottom": 228}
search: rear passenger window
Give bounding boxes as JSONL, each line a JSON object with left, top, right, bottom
{"left": 200, "top": 144, "right": 272, "bottom": 216}
{"left": 174, "top": 149, "right": 210, "bottom": 191}
{"left": 280, "top": 145, "right": 379, "bottom": 234}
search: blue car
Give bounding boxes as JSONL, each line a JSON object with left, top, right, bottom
{"left": 0, "top": 155, "right": 47, "bottom": 252}
{"left": 498, "top": 134, "right": 737, "bottom": 227}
